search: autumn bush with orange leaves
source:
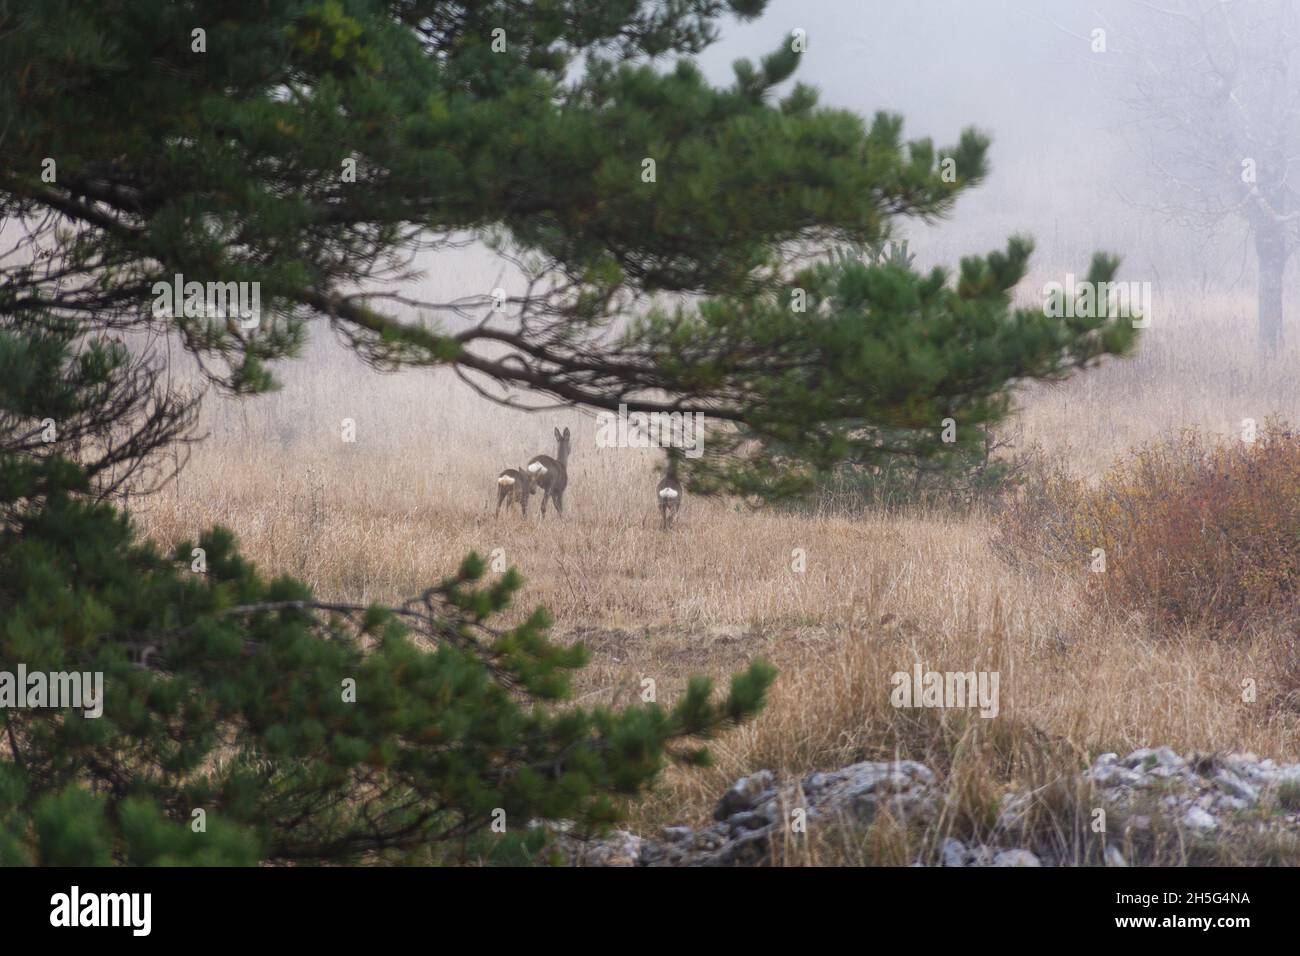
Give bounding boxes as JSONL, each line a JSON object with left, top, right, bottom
{"left": 996, "top": 424, "right": 1300, "bottom": 631}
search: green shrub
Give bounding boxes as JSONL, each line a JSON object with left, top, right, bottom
{"left": 0, "top": 327, "right": 774, "bottom": 865}
{"left": 786, "top": 429, "right": 1026, "bottom": 515}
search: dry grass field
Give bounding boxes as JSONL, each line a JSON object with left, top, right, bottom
{"left": 132, "top": 284, "right": 1300, "bottom": 864}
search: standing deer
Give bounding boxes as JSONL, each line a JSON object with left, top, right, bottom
{"left": 527, "top": 427, "right": 570, "bottom": 518}
{"left": 495, "top": 466, "right": 535, "bottom": 517}
{"left": 657, "top": 455, "right": 682, "bottom": 531}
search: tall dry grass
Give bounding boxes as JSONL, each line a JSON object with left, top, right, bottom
{"left": 130, "top": 285, "right": 1300, "bottom": 861}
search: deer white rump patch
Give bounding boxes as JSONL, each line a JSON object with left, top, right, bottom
{"left": 527, "top": 462, "right": 547, "bottom": 475}
{"left": 497, "top": 475, "right": 515, "bottom": 487}
{"left": 658, "top": 487, "right": 679, "bottom": 499}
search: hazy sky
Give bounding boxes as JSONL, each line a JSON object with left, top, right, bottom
{"left": 409, "top": 1, "right": 1247, "bottom": 325}
{"left": 692, "top": 1, "right": 1197, "bottom": 279}
{"left": 696, "top": 0, "right": 1103, "bottom": 147}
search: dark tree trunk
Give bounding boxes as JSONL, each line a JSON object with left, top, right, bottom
{"left": 1254, "top": 220, "right": 1286, "bottom": 354}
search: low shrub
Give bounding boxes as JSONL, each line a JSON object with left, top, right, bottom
{"left": 786, "top": 429, "right": 1028, "bottom": 516}
{"left": 995, "top": 424, "right": 1300, "bottom": 631}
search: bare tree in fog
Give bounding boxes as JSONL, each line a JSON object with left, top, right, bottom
{"left": 1109, "top": 0, "right": 1300, "bottom": 352}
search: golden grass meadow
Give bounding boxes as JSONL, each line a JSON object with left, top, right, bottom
{"left": 132, "top": 284, "right": 1300, "bottom": 864}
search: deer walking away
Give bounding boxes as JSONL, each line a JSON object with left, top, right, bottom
{"left": 494, "top": 467, "right": 534, "bottom": 517}
{"left": 657, "top": 455, "right": 682, "bottom": 531}
{"left": 527, "top": 427, "right": 571, "bottom": 518}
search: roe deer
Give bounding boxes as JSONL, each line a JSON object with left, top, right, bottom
{"left": 495, "top": 467, "right": 535, "bottom": 517}
{"left": 657, "top": 456, "right": 682, "bottom": 530}
{"left": 527, "top": 427, "right": 570, "bottom": 518}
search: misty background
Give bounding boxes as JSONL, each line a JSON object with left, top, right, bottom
{"left": 191, "top": 0, "right": 1295, "bottom": 487}
{"left": 356, "top": 0, "right": 1267, "bottom": 351}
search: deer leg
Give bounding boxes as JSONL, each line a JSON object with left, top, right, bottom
{"left": 553, "top": 489, "right": 563, "bottom": 516}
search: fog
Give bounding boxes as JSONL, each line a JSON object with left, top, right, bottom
{"left": 14, "top": 1, "right": 1300, "bottom": 879}
{"left": 202, "top": 0, "right": 1300, "bottom": 462}
{"left": 393, "top": 0, "right": 1282, "bottom": 340}
{"left": 691, "top": 0, "right": 1269, "bottom": 291}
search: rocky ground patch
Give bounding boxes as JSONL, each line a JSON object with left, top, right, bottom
{"left": 554, "top": 748, "right": 1300, "bottom": 866}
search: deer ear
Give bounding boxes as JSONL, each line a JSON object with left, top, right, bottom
{"left": 562, "top": 427, "right": 570, "bottom": 439}
{"left": 555, "top": 427, "right": 562, "bottom": 441}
